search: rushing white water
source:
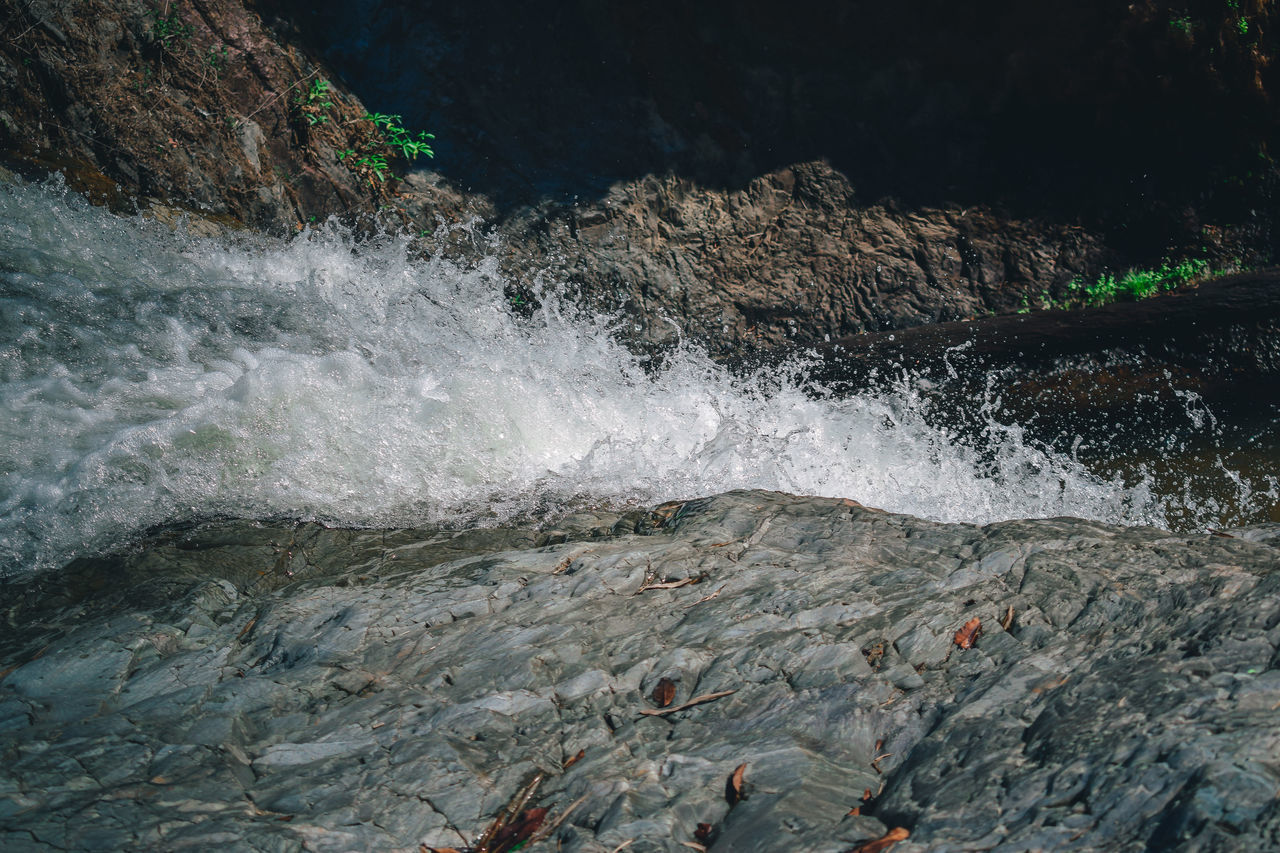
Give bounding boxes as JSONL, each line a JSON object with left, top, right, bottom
{"left": 0, "top": 178, "right": 1177, "bottom": 575}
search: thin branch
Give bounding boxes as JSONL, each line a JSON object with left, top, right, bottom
{"left": 637, "top": 690, "right": 736, "bottom": 717}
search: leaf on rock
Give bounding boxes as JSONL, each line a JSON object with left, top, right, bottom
{"left": 694, "top": 822, "right": 714, "bottom": 842}
{"left": 563, "top": 748, "right": 585, "bottom": 770}
{"left": 954, "top": 617, "right": 982, "bottom": 649}
{"left": 845, "top": 826, "right": 910, "bottom": 853}
{"left": 475, "top": 772, "right": 544, "bottom": 852}
{"left": 725, "top": 763, "right": 747, "bottom": 806}
{"left": 652, "top": 677, "right": 677, "bottom": 707}
{"left": 1000, "top": 605, "right": 1015, "bottom": 632}
{"left": 490, "top": 807, "right": 547, "bottom": 853}
{"left": 862, "top": 641, "right": 886, "bottom": 670}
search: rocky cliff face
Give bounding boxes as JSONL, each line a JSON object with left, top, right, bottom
{"left": 4, "top": 0, "right": 1276, "bottom": 357}
{"left": 0, "top": 0, "right": 480, "bottom": 231}
{"left": 3, "top": 492, "right": 1280, "bottom": 850}
{"left": 501, "top": 162, "right": 1111, "bottom": 355}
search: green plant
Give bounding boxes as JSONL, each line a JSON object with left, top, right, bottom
{"left": 206, "top": 44, "right": 228, "bottom": 73}
{"left": 1065, "top": 258, "right": 1210, "bottom": 307}
{"left": 1169, "top": 14, "right": 1193, "bottom": 34}
{"left": 364, "top": 112, "right": 435, "bottom": 161}
{"left": 1237, "top": 17, "right": 1249, "bottom": 35}
{"left": 150, "top": 2, "right": 193, "bottom": 47}
{"left": 295, "top": 78, "right": 334, "bottom": 126}
{"left": 338, "top": 149, "right": 390, "bottom": 184}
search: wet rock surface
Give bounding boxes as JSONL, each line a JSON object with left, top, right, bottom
{"left": 3, "top": 490, "right": 1280, "bottom": 851}
{"left": 500, "top": 162, "right": 1111, "bottom": 358}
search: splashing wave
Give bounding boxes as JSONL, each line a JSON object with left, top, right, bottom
{"left": 0, "top": 179, "right": 1168, "bottom": 574}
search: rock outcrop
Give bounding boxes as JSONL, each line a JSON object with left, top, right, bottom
{"left": 0, "top": 0, "right": 480, "bottom": 231}
{"left": 501, "top": 162, "right": 1112, "bottom": 357}
{"left": 4, "top": 491, "right": 1279, "bottom": 851}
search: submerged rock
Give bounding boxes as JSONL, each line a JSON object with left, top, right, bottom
{"left": 2, "top": 491, "right": 1279, "bottom": 851}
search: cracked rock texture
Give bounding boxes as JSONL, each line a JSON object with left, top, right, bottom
{"left": 3, "top": 490, "right": 1280, "bottom": 851}
{"left": 500, "top": 162, "right": 1111, "bottom": 358}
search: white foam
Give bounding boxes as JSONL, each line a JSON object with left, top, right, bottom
{"left": 0, "top": 179, "right": 1171, "bottom": 574}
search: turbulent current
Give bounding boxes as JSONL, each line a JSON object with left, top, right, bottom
{"left": 0, "top": 178, "right": 1262, "bottom": 575}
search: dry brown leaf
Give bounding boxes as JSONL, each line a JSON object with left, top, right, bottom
{"left": 490, "top": 807, "right": 547, "bottom": 853}
{"left": 954, "top": 617, "right": 982, "bottom": 649}
{"left": 637, "top": 689, "right": 736, "bottom": 717}
{"left": 1032, "top": 675, "right": 1069, "bottom": 694}
{"left": 1000, "top": 605, "right": 1015, "bottom": 632}
{"left": 475, "top": 773, "right": 544, "bottom": 852}
{"left": 725, "top": 763, "right": 747, "bottom": 806}
{"left": 562, "top": 748, "right": 585, "bottom": 770}
{"left": 694, "top": 822, "right": 714, "bottom": 842}
{"left": 845, "top": 826, "right": 909, "bottom": 853}
{"left": 652, "top": 677, "right": 677, "bottom": 708}
{"left": 847, "top": 806, "right": 861, "bottom": 816}
{"left": 650, "top": 501, "right": 687, "bottom": 526}
{"left": 862, "top": 788, "right": 873, "bottom": 802}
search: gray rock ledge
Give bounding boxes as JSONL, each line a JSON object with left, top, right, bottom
{"left": 2, "top": 491, "right": 1279, "bottom": 852}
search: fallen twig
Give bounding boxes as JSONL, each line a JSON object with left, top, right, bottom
{"left": 686, "top": 583, "right": 728, "bottom": 608}
{"left": 638, "top": 690, "right": 736, "bottom": 717}
{"left": 636, "top": 576, "right": 699, "bottom": 593}
{"left": 529, "top": 790, "right": 589, "bottom": 845}
{"left": 473, "top": 772, "right": 544, "bottom": 852}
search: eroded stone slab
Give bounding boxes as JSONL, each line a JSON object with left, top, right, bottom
{"left": 1, "top": 491, "right": 1278, "bottom": 851}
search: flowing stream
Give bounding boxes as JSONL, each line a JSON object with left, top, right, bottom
{"left": 1, "top": 178, "right": 1273, "bottom": 576}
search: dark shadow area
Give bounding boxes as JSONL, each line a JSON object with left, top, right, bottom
{"left": 805, "top": 270, "right": 1280, "bottom": 528}
{"left": 260, "top": 0, "right": 1279, "bottom": 259}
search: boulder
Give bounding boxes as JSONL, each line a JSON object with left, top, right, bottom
{"left": 3, "top": 490, "right": 1278, "bottom": 850}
